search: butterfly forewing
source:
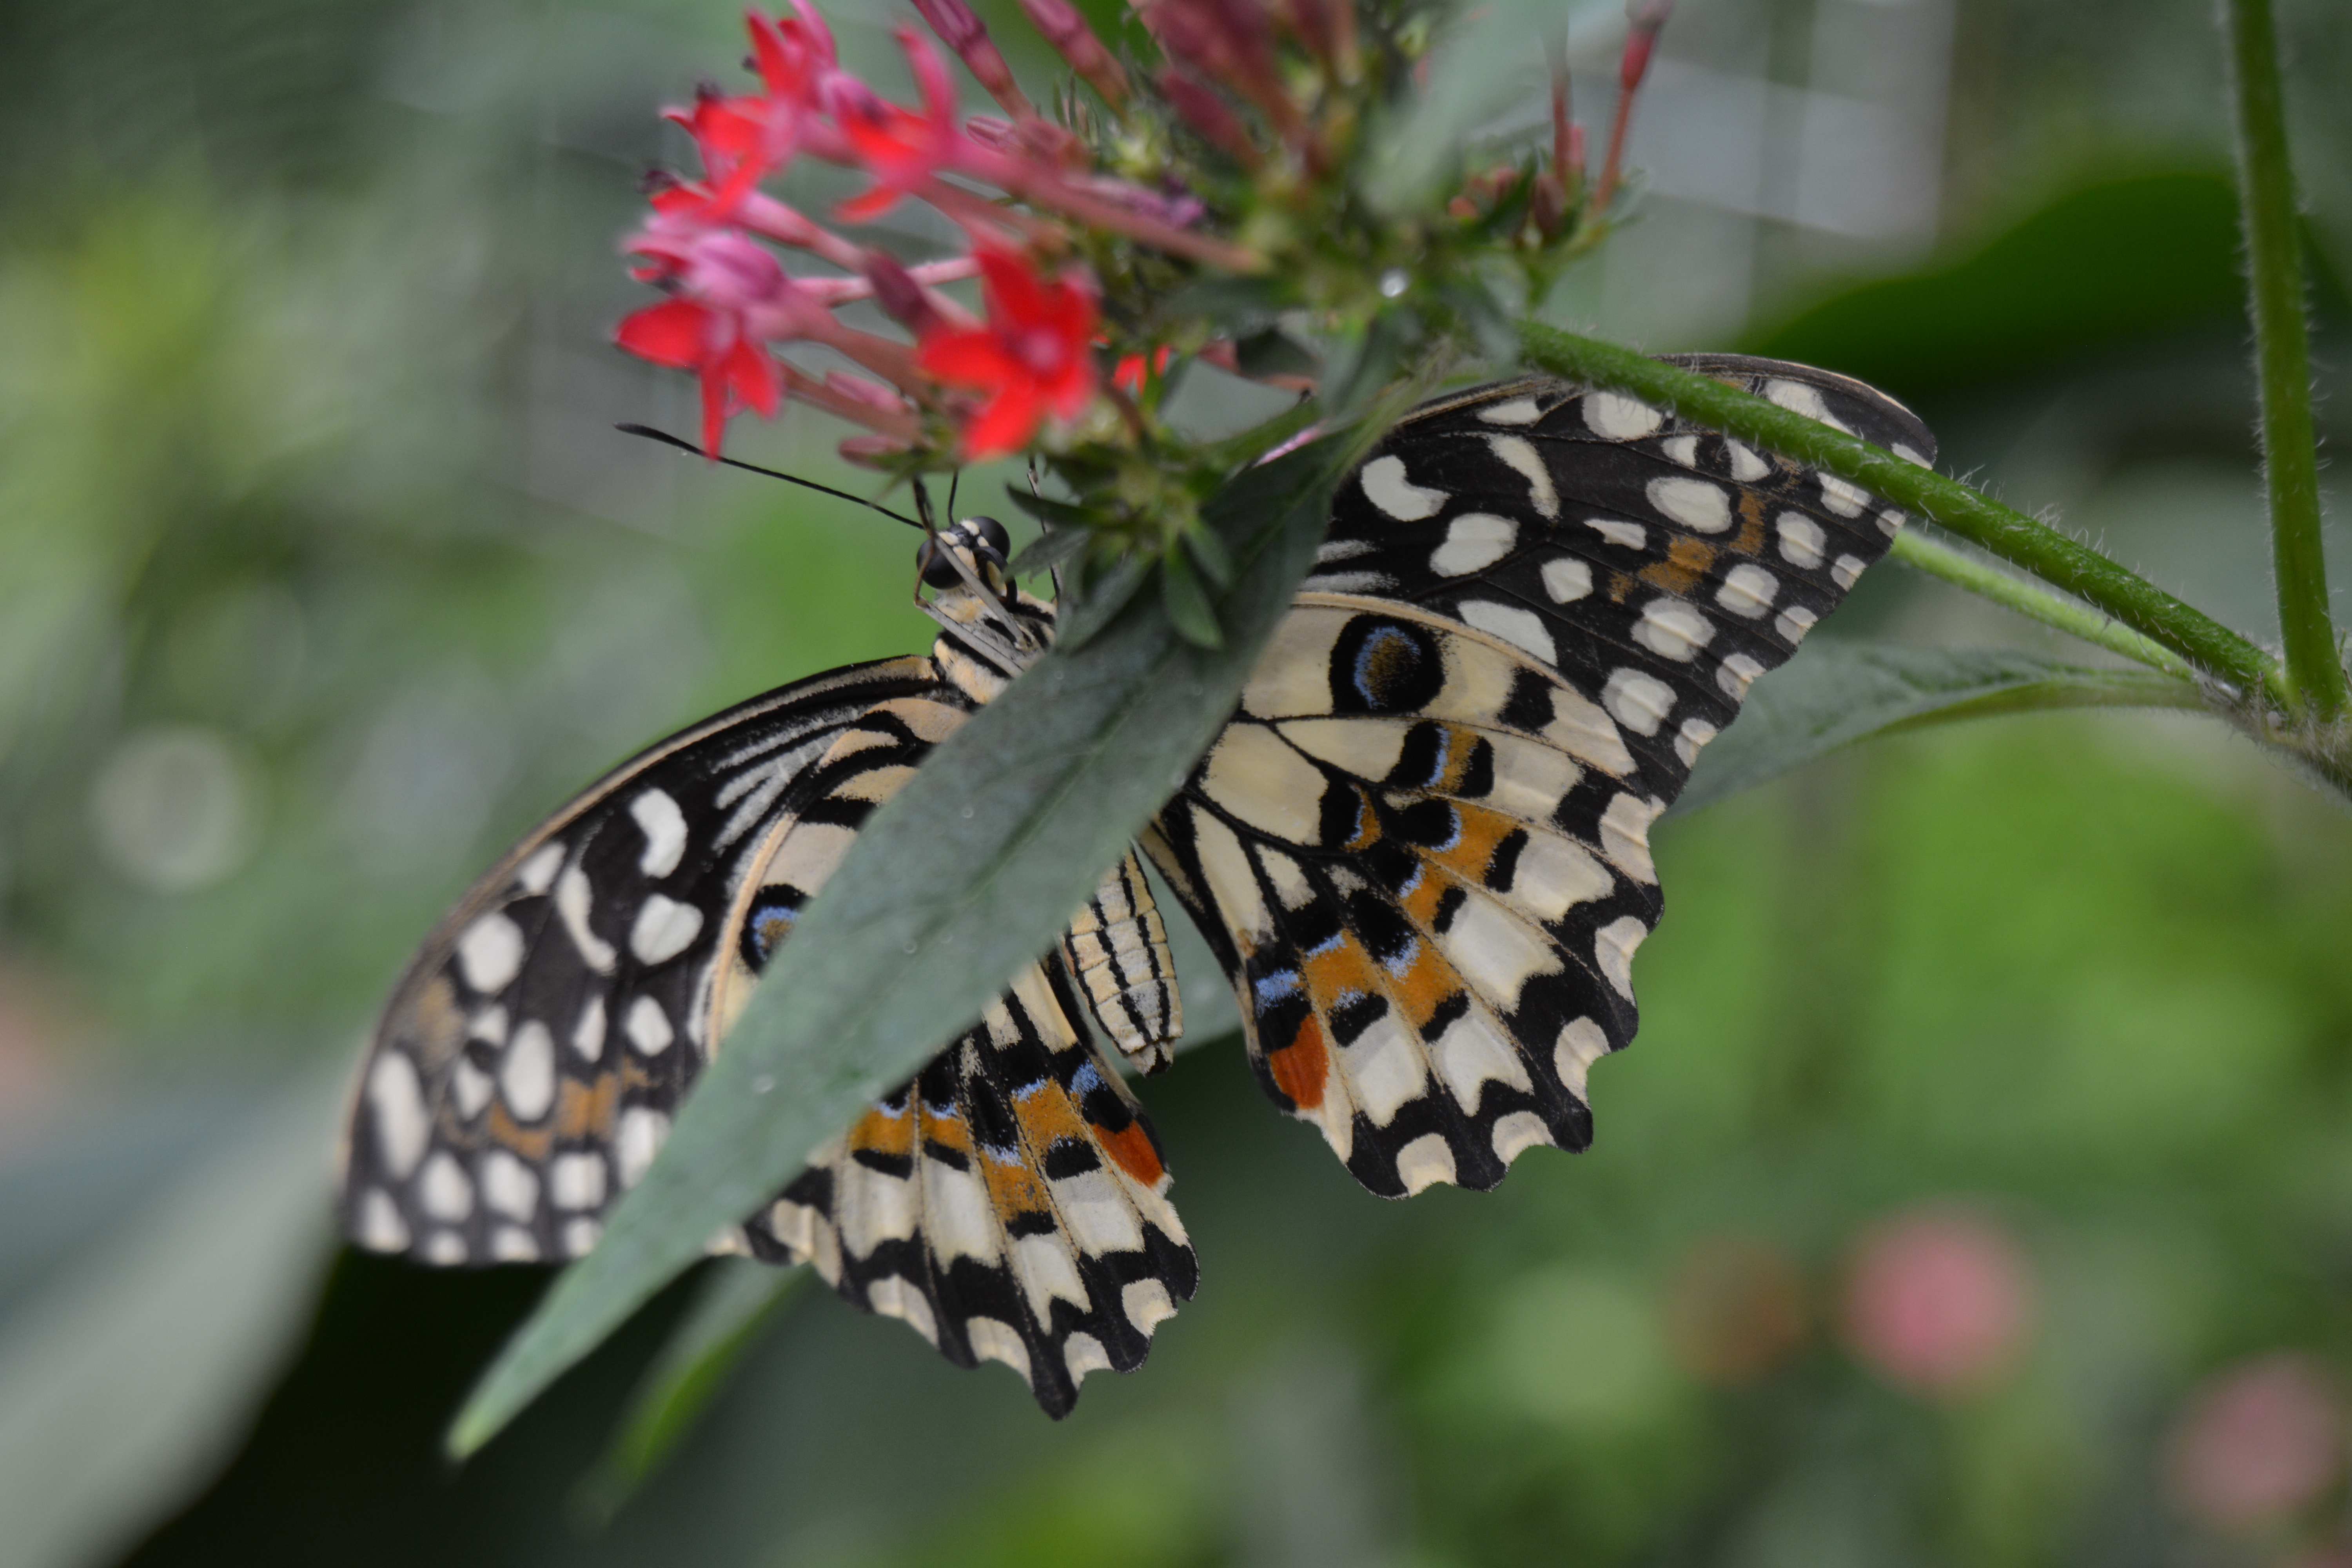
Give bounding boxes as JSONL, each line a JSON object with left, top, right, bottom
{"left": 338, "top": 641, "right": 1198, "bottom": 1416}
{"left": 1151, "top": 356, "right": 1936, "bottom": 1196}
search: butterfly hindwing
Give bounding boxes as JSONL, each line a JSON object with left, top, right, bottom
{"left": 744, "top": 955, "right": 1196, "bottom": 1416}
{"left": 1154, "top": 357, "right": 1936, "bottom": 1196}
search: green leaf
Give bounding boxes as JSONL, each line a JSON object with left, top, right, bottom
{"left": 1234, "top": 328, "right": 1319, "bottom": 382}
{"left": 1670, "top": 642, "right": 2207, "bottom": 818}
{"left": 445, "top": 419, "right": 1399, "bottom": 1460}
{"left": 1182, "top": 522, "right": 1234, "bottom": 589}
{"left": 1158, "top": 546, "right": 1225, "bottom": 648}
{"left": 1051, "top": 549, "right": 1153, "bottom": 653}
{"left": 1005, "top": 523, "right": 1092, "bottom": 579}
{"left": 569, "top": 1260, "right": 807, "bottom": 1526}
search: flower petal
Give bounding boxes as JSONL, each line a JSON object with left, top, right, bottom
{"left": 616, "top": 299, "right": 716, "bottom": 369}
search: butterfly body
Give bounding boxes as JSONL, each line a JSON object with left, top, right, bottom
{"left": 340, "top": 357, "right": 1933, "bottom": 1414}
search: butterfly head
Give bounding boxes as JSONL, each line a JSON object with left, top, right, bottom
{"left": 916, "top": 515, "right": 1056, "bottom": 688}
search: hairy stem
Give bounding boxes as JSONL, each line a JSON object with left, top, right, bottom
{"left": 2221, "top": 0, "right": 2346, "bottom": 719}
{"left": 1889, "top": 531, "right": 2195, "bottom": 678}
{"left": 1517, "top": 320, "right": 2287, "bottom": 705}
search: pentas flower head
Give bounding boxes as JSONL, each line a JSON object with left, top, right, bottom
{"left": 916, "top": 250, "right": 1100, "bottom": 459}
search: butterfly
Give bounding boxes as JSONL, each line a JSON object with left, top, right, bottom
{"left": 338, "top": 353, "right": 1935, "bottom": 1416}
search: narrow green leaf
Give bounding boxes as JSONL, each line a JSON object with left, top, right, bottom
{"left": 569, "top": 1260, "right": 806, "bottom": 1526}
{"left": 1005, "top": 522, "right": 1092, "bottom": 579}
{"left": 1183, "top": 522, "right": 1234, "bottom": 589}
{"left": 1051, "top": 549, "right": 1152, "bottom": 653}
{"left": 446, "top": 419, "right": 1400, "bottom": 1459}
{"left": 1159, "top": 548, "right": 1225, "bottom": 649}
{"left": 1671, "top": 642, "right": 2207, "bottom": 818}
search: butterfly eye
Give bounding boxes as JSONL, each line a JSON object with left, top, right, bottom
{"left": 918, "top": 537, "right": 964, "bottom": 589}
{"left": 966, "top": 515, "right": 1010, "bottom": 559}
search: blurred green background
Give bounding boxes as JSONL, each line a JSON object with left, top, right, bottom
{"left": 2, "top": 0, "right": 2350, "bottom": 1563}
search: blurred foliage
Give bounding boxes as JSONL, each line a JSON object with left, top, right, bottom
{"left": 0, "top": 0, "right": 2347, "bottom": 1564}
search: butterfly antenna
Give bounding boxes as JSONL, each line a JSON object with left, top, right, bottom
{"left": 946, "top": 468, "right": 961, "bottom": 522}
{"left": 616, "top": 423, "right": 921, "bottom": 530}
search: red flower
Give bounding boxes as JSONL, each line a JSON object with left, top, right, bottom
{"left": 615, "top": 290, "right": 783, "bottom": 458}
{"left": 915, "top": 250, "right": 1098, "bottom": 458}
{"left": 1112, "top": 343, "right": 1175, "bottom": 394}
{"left": 831, "top": 28, "right": 963, "bottom": 221}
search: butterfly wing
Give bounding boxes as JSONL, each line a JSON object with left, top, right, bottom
{"left": 1146, "top": 357, "right": 1935, "bottom": 1196}
{"left": 339, "top": 652, "right": 1196, "bottom": 1414}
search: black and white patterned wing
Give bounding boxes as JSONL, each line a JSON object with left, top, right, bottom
{"left": 338, "top": 650, "right": 1198, "bottom": 1414}
{"left": 339, "top": 655, "right": 954, "bottom": 1265}
{"left": 1146, "top": 356, "right": 1935, "bottom": 1198}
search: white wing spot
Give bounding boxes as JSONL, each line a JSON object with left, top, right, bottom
{"left": 356, "top": 1188, "right": 408, "bottom": 1251}
{"left": 556, "top": 867, "right": 617, "bottom": 973}
{"left": 563, "top": 1216, "right": 602, "bottom": 1256}
{"left": 1594, "top": 916, "right": 1649, "bottom": 999}
{"left": 1064, "top": 1332, "right": 1114, "bottom": 1382}
{"left": 451, "top": 1058, "right": 494, "bottom": 1120}
{"left": 1892, "top": 443, "right": 1931, "bottom": 467}
{"left": 552, "top": 1153, "right": 608, "bottom": 1210}
{"left": 1646, "top": 476, "right": 1733, "bottom": 535}
{"left": 1819, "top": 473, "right": 1869, "bottom": 517}
{"left": 1430, "top": 512, "right": 1517, "bottom": 576}
{"left": 1717, "top": 653, "right": 1766, "bottom": 701}
{"left": 418, "top": 1151, "right": 474, "bottom": 1221}
{"left": 1553, "top": 1016, "right": 1610, "bottom": 1097}
{"left": 1674, "top": 718, "right": 1718, "bottom": 768}
{"left": 630, "top": 895, "right": 704, "bottom": 965}
{"left": 1541, "top": 556, "right": 1593, "bottom": 603}
{"left": 1459, "top": 600, "right": 1557, "bottom": 664}
{"left": 1477, "top": 397, "right": 1543, "bottom": 425}
{"left": 1601, "top": 668, "right": 1675, "bottom": 737}
{"left": 515, "top": 842, "right": 565, "bottom": 895}
{"left": 483, "top": 1149, "right": 539, "bottom": 1220}
{"left": 1776, "top": 513, "right": 1826, "bottom": 568}
{"left": 423, "top": 1231, "right": 468, "bottom": 1265}
{"left": 1716, "top": 563, "right": 1778, "bottom": 618}
{"left": 367, "top": 1052, "right": 430, "bottom": 1178}
{"left": 630, "top": 788, "right": 689, "bottom": 878}
{"left": 1583, "top": 391, "right": 1664, "bottom": 440}
{"left": 1775, "top": 606, "right": 1818, "bottom": 645}
{"left": 626, "top": 995, "right": 675, "bottom": 1056}
{"left": 1632, "top": 598, "right": 1717, "bottom": 662}
{"left": 1877, "top": 507, "right": 1906, "bottom": 537}
{"left": 1393, "top": 1132, "right": 1459, "bottom": 1194}
{"left": 1764, "top": 377, "right": 1853, "bottom": 433}
{"left": 1360, "top": 454, "right": 1447, "bottom": 521}
{"left": 1831, "top": 554, "right": 1866, "bottom": 589}
{"left": 501, "top": 1019, "right": 556, "bottom": 1121}
{"left": 1486, "top": 435, "right": 1559, "bottom": 519}
{"left": 571, "top": 996, "right": 606, "bottom": 1061}
{"left": 1599, "top": 793, "right": 1662, "bottom": 884}
{"left": 964, "top": 1317, "right": 1032, "bottom": 1383}
{"left": 1661, "top": 435, "right": 1700, "bottom": 467}
{"left": 468, "top": 1005, "right": 507, "bottom": 1047}
{"left": 617, "top": 1106, "right": 669, "bottom": 1188}
{"left": 1586, "top": 517, "right": 1646, "bottom": 550}
{"left": 1726, "top": 439, "right": 1769, "bottom": 481}
{"left": 456, "top": 912, "right": 524, "bottom": 994}
{"left": 491, "top": 1227, "right": 539, "bottom": 1263}
{"left": 1492, "top": 1110, "right": 1552, "bottom": 1163}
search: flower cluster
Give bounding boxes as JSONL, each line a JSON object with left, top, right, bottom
{"left": 614, "top": 0, "right": 1671, "bottom": 581}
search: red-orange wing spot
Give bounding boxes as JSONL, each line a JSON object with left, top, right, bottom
{"left": 1265, "top": 1013, "right": 1330, "bottom": 1111}
{"left": 1097, "top": 1120, "right": 1167, "bottom": 1187}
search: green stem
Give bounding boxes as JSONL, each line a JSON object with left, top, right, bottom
{"left": 1888, "top": 531, "right": 2195, "bottom": 678}
{"left": 2222, "top": 0, "right": 2347, "bottom": 719}
{"left": 1517, "top": 320, "right": 2289, "bottom": 706}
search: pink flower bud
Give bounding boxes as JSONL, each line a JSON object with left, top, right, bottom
{"left": 911, "top": 0, "right": 1034, "bottom": 118}
{"left": 1157, "top": 69, "right": 1259, "bottom": 166}
{"left": 2172, "top": 1356, "right": 2344, "bottom": 1526}
{"left": 1841, "top": 1206, "right": 2031, "bottom": 1398}
{"left": 1017, "top": 0, "right": 1132, "bottom": 105}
